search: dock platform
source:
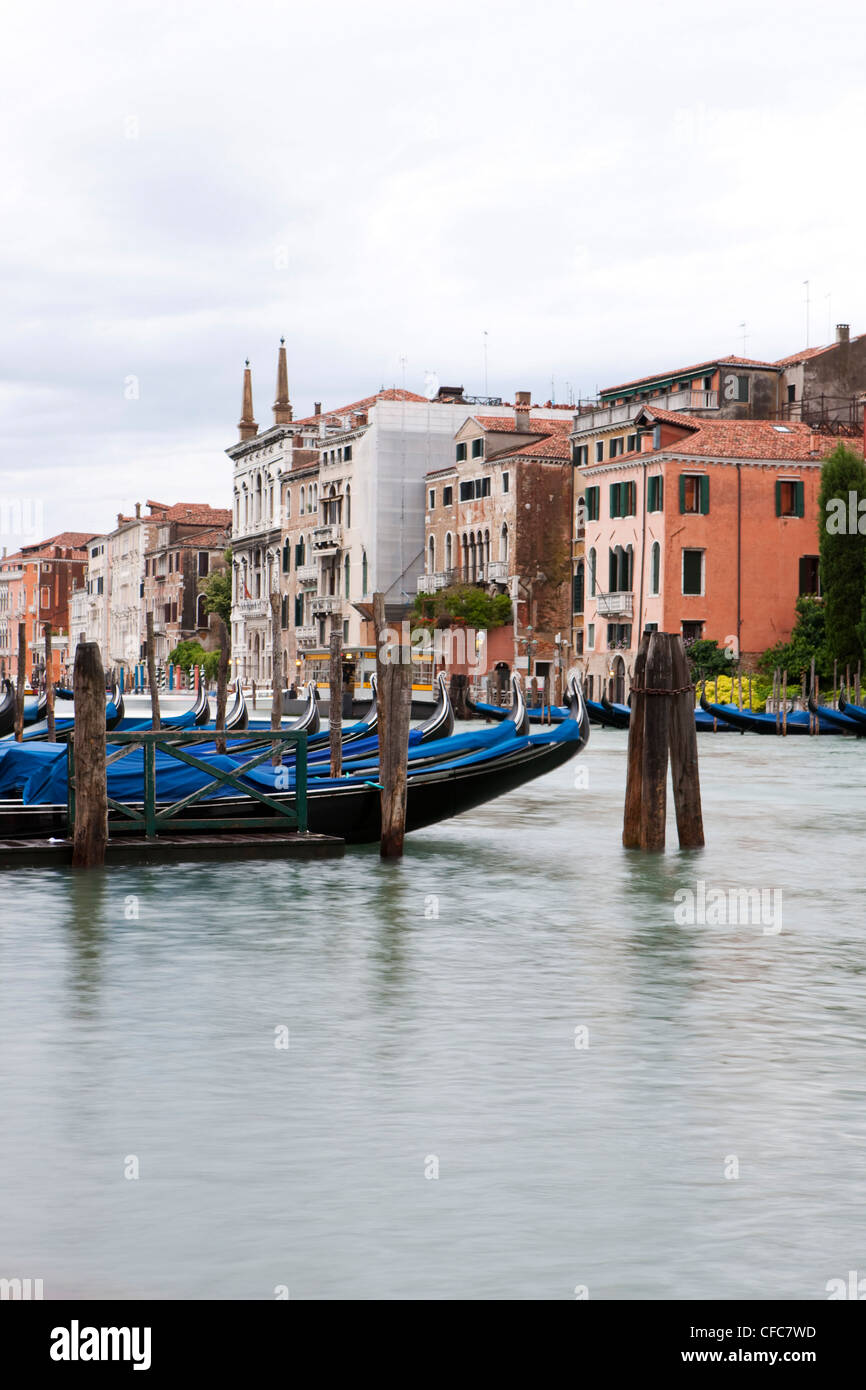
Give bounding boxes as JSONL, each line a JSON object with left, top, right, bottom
{"left": 0, "top": 831, "right": 344, "bottom": 868}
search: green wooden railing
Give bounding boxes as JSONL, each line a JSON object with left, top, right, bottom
{"left": 67, "top": 730, "right": 308, "bottom": 838}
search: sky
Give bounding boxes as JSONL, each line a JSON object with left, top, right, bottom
{"left": 2, "top": 0, "right": 866, "bottom": 548}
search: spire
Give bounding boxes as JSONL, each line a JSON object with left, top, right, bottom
{"left": 238, "top": 359, "right": 258, "bottom": 441}
{"left": 273, "top": 336, "right": 292, "bottom": 424}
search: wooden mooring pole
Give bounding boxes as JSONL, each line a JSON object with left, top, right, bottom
{"left": 145, "top": 610, "right": 161, "bottom": 731}
{"left": 71, "top": 641, "right": 107, "bottom": 868}
{"left": 623, "top": 631, "right": 704, "bottom": 851}
{"left": 270, "top": 592, "right": 283, "bottom": 766}
{"left": 214, "top": 617, "right": 229, "bottom": 756}
{"left": 329, "top": 629, "right": 343, "bottom": 778}
{"left": 15, "top": 622, "right": 26, "bottom": 741}
{"left": 374, "top": 592, "right": 411, "bottom": 858}
{"left": 44, "top": 622, "right": 55, "bottom": 743}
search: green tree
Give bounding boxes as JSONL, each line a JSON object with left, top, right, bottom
{"left": 685, "top": 638, "right": 734, "bottom": 679}
{"left": 818, "top": 445, "right": 866, "bottom": 668}
{"left": 199, "top": 547, "right": 232, "bottom": 628}
{"left": 412, "top": 584, "right": 512, "bottom": 630}
{"left": 167, "top": 639, "right": 221, "bottom": 681}
{"left": 758, "top": 594, "right": 830, "bottom": 680}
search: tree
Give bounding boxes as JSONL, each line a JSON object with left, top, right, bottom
{"left": 167, "top": 639, "right": 220, "bottom": 681}
{"left": 199, "top": 547, "right": 232, "bottom": 628}
{"left": 412, "top": 584, "right": 512, "bottom": 630}
{"left": 685, "top": 638, "right": 734, "bottom": 679}
{"left": 759, "top": 594, "right": 830, "bottom": 680}
{"left": 818, "top": 445, "right": 866, "bottom": 668}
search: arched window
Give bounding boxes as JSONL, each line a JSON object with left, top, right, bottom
{"left": 468, "top": 533, "right": 477, "bottom": 581}
{"left": 362, "top": 550, "right": 368, "bottom": 595}
{"left": 285, "top": 487, "right": 291, "bottom": 520}
{"left": 255, "top": 474, "right": 262, "bottom": 524}
{"left": 500, "top": 523, "right": 509, "bottom": 565}
{"left": 650, "top": 541, "right": 660, "bottom": 596}
{"left": 344, "top": 553, "right": 350, "bottom": 599}
{"left": 346, "top": 485, "right": 351, "bottom": 529}
{"left": 461, "top": 534, "right": 469, "bottom": 579}
{"left": 282, "top": 539, "right": 290, "bottom": 573}
{"left": 445, "top": 532, "right": 453, "bottom": 572}
{"left": 588, "top": 547, "right": 597, "bottom": 597}
{"left": 300, "top": 485, "right": 306, "bottom": 514}
{"left": 428, "top": 535, "right": 436, "bottom": 572}
{"left": 573, "top": 561, "right": 584, "bottom": 615}
{"left": 484, "top": 529, "right": 490, "bottom": 567}
{"left": 196, "top": 593, "right": 208, "bottom": 628}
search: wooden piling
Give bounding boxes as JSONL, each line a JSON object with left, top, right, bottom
{"left": 329, "top": 629, "right": 342, "bottom": 778}
{"left": 214, "top": 617, "right": 229, "bottom": 756}
{"left": 44, "top": 623, "right": 55, "bottom": 742}
{"left": 639, "top": 633, "right": 672, "bottom": 850}
{"left": 14, "top": 623, "right": 26, "bottom": 741}
{"left": 374, "top": 592, "right": 411, "bottom": 858}
{"left": 669, "top": 635, "right": 704, "bottom": 848}
{"left": 269, "top": 592, "right": 283, "bottom": 766}
{"left": 543, "top": 672, "right": 551, "bottom": 724}
{"left": 782, "top": 668, "right": 788, "bottom": 736}
{"left": 71, "top": 642, "right": 107, "bottom": 868}
{"left": 145, "top": 611, "right": 161, "bottom": 731}
{"left": 833, "top": 659, "right": 838, "bottom": 707}
{"left": 810, "top": 656, "right": 817, "bottom": 735}
{"left": 622, "top": 633, "right": 649, "bottom": 849}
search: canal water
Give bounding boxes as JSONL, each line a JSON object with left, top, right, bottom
{"left": 1, "top": 727, "right": 865, "bottom": 1300}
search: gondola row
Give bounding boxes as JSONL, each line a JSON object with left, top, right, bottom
{"left": 0, "top": 673, "right": 591, "bottom": 846}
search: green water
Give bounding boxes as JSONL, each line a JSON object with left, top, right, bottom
{"left": 1, "top": 729, "right": 865, "bottom": 1299}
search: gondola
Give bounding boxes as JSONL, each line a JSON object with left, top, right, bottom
{"left": 193, "top": 683, "right": 211, "bottom": 726}
{"left": 0, "top": 680, "right": 15, "bottom": 737}
{"left": 838, "top": 693, "right": 866, "bottom": 728}
{"left": 54, "top": 685, "right": 75, "bottom": 701}
{"left": 1, "top": 675, "right": 591, "bottom": 845}
{"left": 807, "top": 689, "right": 864, "bottom": 735}
{"left": 224, "top": 680, "right": 248, "bottom": 731}
{"left": 700, "top": 689, "right": 851, "bottom": 735}
{"left": 415, "top": 671, "right": 455, "bottom": 743}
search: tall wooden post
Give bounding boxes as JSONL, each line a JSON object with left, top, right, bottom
{"left": 44, "top": 623, "right": 55, "bottom": 742}
{"left": 669, "top": 636, "right": 704, "bottom": 848}
{"left": 145, "top": 610, "right": 161, "bottom": 731}
{"left": 374, "top": 592, "right": 411, "bottom": 858}
{"left": 833, "top": 659, "right": 838, "bottom": 706}
{"left": 214, "top": 617, "right": 229, "bottom": 756}
{"left": 15, "top": 622, "right": 26, "bottom": 741}
{"left": 622, "top": 632, "right": 649, "bottom": 849}
{"left": 329, "top": 630, "right": 343, "bottom": 778}
{"left": 639, "top": 632, "right": 672, "bottom": 851}
{"left": 782, "top": 667, "right": 788, "bottom": 736}
{"left": 269, "top": 592, "right": 283, "bottom": 766}
{"left": 71, "top": 642, "right": 107, "bottom": 868}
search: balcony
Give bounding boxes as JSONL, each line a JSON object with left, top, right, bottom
{"left": 312, "top": 524, "right": 342, "bottom": 549}
{"left": 572, "top": 389, "right": 718, "bottom": 439}
{"left": 486, "top": 560, "right": 509, "bottom": 583}
{"left": 237, "top": 598, "right": 269, "bottom": 617}
{"left": 295, "top": 626, "right": 318, "bottom": 646}
{"left": 596, "top": 592, "right": 634, "bottom": 617}
{"left": 311, "top": 594, "right": 341, "bottom": 615}
{"left": 417, "top": 571, "right": 449, "bottom": 593}
{"left": 296, "top": 564, "right": 319, "bottom": 585}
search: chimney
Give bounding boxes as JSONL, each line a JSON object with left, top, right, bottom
{"left": 238, "top": 360, "right": 258, "bottom": 441}
{"left": 273, "top": 337, "right": 293, "bottom": 425}
{"left": 135, "top": 502, "right": 141, "bottom": 518}
{"left": 314, "top": 401, "right": 322, "bottom": 417}
{"left": 117, "top": 513, "right": 123, "bottom": 526}
{"left": 514, "top": 390, "right": 531, "bottom": 426}
{"left": 836, "top": 323, "right": 850, "bottom": 344}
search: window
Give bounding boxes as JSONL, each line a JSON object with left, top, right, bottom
{"left": 428, "top": 535, "right": 435, "bottom": 572}
{"left": 609, "top": 480, "right": 636, "bottom": 517}
{"left": 345, "top": 445, "right": 352, "bottom": 461}
{"left": 595, "top": 441, "right": 604, "bottom": 463}
{"left": 573, "top": 444, "right": 589, "bottom": 467}
{"left": 443, "top": 485, "right": 453, "bottom": 506}
{"left": 650, "top": 541, "right": 660, "bottom": 595}
{"left": 500, "top": 523, "right": 509, "bottom": 564}
{"left": 787, "top": 384, "right": 796, "bottom": 404}
{"left": 799, "top": 555, "right": 820, "bottom": 595}
{"left": 41, "top": 586, "right": 50, "bottom": 608}
{"left": 609, "top": 436, "right": 624, "bottom": 459}
{"left": 626, "top": 434, "right": 637, "bottom": 453}
{"left": 587, "top": 623, "right": 595, "bottom": 649}
{"left": 362, "top": 551, "right": 368, "bottom": 595}
{"left": 776, "top": 479, "right": 804, "bottom": 518}
{"left": 280, "top": 596, "right": 289, "bottom": 629}
{"left": 459, "top": 478, "right": 490, "bottom": 500}
{"left": 682, "top": 620, "right": 704, "bottom": 644}
{"left": 607, "top": 623, "right": 632, "bottom": 649}
{"left": 573, "top": 561, "right": 584, "bottom": 615}
{"left": 702, "top": 375, "right": 713, "bottom": 391}
{"left": 584, "top": 486, "right": 600, "bottom": 521}
{"left": 344, "top": 554, "right": 350, "bottom": 599}
{"left": 588, "top": 547, "right": 597, "bottom": 597}
{"left": 682, "top": 549, "right": 704, "bottom": 596}
{"left": 679, "top": 474, "right": 709, "bottom": 514}
{"left": 343, "top": 620, "right": 349, "bottom": 643}
{"left": 96, "top": 576, "right": 104, "bottom": 596}
{"left": 294, "top": 594, "right": 303, "bottom": 625}
{"left": 471, "top": 438, "right": 485, "bottom": 459}
{"left": 456, "top": 442, "right": 467, "bottom": 462}
{"left": 647, "top": 475, "right": 664, "bottom": 512}
{"left": 198, "top": 552, "right": 209, "bottom": 577}
{"left": 428, "top": 489, "right": 436, "bottom": 510}
{"left": 346, "top": 485, "right": 351, "bottom": 528}
{"left": 459, "top": 481, "right": 473, "bottom": 502}
{"left": 502, "top": 472, "right": 509, "bottom": 493}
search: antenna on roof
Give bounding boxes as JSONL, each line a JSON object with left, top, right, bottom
{"left": 483, "top": 330, "right": 488, "bottom": 396}
{"left": 738, "top": 321, "right": 749, "bottom": 355}
{"left": 803, "top": 280, "right": 810, "bottom": 348}
{"left": 826, "top": 292, "right": 832, "bottom": 343}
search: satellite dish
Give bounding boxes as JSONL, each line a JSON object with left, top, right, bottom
{"left": 424, "top": 371, "right": 439, "bottom": 401}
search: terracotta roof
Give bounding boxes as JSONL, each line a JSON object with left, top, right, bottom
{"left": 157, "top": 503, "right": 232, "bottom": 525}
{"left": 20, "top": 531, "right": 97, "bottom": 553}
{"left": 292, "top": 389, "right": 429, "bottom": 429}
{"left": 493, "top": 420, "right": 574, "bottom": 461}
{"left": 774, "top": 334, "right": 866, "bottom": 367}
{"left": 587, "top": 411, "right": 865, "bottom": 463}
{"left": 473, "top": 414, "right": 562, "bottom": 435}
{"left": 174, "top": 526, "right": 230, "bottom": 548}
{"left": 601, "top": 354, "right": 780, "bottom": 395}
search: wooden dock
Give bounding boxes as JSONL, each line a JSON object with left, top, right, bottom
{"left": 0, "top": 831, "right": 344, "bottom": 869}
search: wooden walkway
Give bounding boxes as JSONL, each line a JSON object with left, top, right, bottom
{"left": 0, "top": 831, "right": 344, "bottom": 868}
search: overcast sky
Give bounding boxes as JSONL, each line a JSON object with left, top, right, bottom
{"left": 2, "top": 0, "right": 865, "bottom": 548}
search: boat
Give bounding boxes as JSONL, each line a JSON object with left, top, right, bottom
{"left": 0, "top": 680, "right": 16, "bottom": 737}
{"left": 807, "top": 689, "right": 864, "bottom": 735}
{"left": 838, "top": 693, "right": 866, "bottom": 728}
{"left": 700, "top": 690, "right": 854, "bottom": 735}
{"left": 1, "top": 675, "right": 590, "bottom": 846}
{"left": 599, "top": 694, "right": 631, "bottom": 730}
{"left": 224, "top": 681, "right": 248, "bottom": 731}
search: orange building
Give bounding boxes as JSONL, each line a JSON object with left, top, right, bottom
{"left": 579, "top": 408, "right": 862, "bottom": 697}
{"left": 0, "top": 532, "right": 94, "bottom": 685}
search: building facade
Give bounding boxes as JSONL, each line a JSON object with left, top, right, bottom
{"left": 143, "top": 517, "right": 231, "bottom": 666}
{"left": 0, "top": 532, "right": 94, "bottom": 684}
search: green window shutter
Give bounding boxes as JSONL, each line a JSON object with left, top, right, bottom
{"left": 699, "top": 476, "right": 710, "bottom": 515}
{"left": 795, "top": 480, "right": 804, "bottom": 517}
{"left": 629, "top": 481, "right": 636, "bottom": 515}
{"left": 775, "top": 480, "right": 782, "bottom": 516}
{"left": 647, "top": 476, "right": 655, "bottom": 511}
{"left": 609, "top": 483, "right": 619, "bottom": 518}
{"left": 658, "top": 476, "right": 664, "bottom": 512}
{"left": 679, "top": 475, "right": 687, "bottom": 513}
